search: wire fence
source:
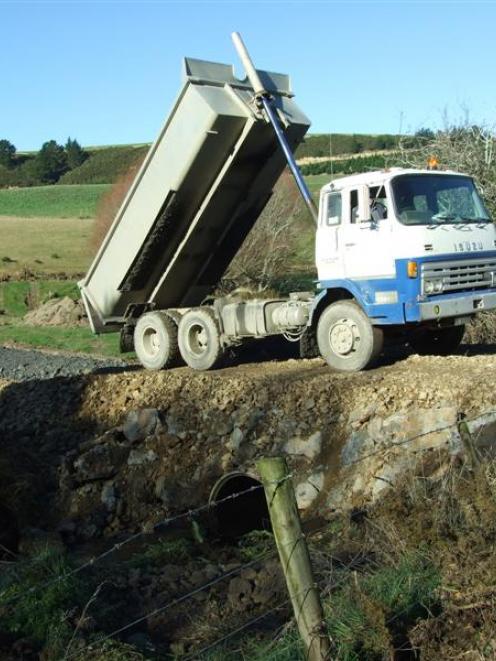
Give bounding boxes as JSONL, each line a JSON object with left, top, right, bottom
{"left": 0, "top": 481, "right": 270, "bottom": 608}
{"left": 1, "top": 405, "right": 495, "bottom": 658}
{"left": 67, "top": 519, "right": 361, "bottom": 661}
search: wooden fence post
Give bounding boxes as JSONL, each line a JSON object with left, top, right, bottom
{"left": 257, "top": 456, "right": 332, "bottom": 661}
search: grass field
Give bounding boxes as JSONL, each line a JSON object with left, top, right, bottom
{"left": 305, "top": 173, "right": 331, "bottom": 196}
{"left": 0, "top": 217, "right": 94, "bottom": 274}
{"left": 0, "top": 175, "right": 326, "bottom": 356}
{"left": 0, "top": 324, "right": 122, "bottom": 357}
{"left": 0, "top": 177, "right": 327, "bottom": 221}
{"left": 0, "top": 175, "right": 327, "bottom": 278}
{"left": 0, "top": 184, "right": 110, "bottom": 218}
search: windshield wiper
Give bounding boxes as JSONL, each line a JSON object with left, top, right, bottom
{"left": 430, "top": 213, "right": 456, "bottom": 223}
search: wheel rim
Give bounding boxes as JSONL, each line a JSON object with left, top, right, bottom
{"left": 142, "top": 327, "right": 161, "bottom": 358}
{"left": 186, "top": 323, "right": 209, "bottom": 358}
{"left": 329, "top": 317, "right": 360, "bottom": 357}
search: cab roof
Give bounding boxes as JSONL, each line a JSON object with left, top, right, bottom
{"left": 321, "top": 167, "right": 470, "bottom": 193}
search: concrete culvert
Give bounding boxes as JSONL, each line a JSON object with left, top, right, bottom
{"left": 210, "top": 473, "right": 271, "bottom": 539}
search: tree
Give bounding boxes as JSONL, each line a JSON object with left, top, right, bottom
{"left": 65, "top": 137, "right": 87, "bottom": 170}
{"left": 222, "top": 170, "right": 307, "bottom": 292}
{"left": 0, "top": 140, "right": 16, "bottom": 168}
{"left": 415, "top": 127, "right": 435, "bottom": 142}
{"left": 33, "top": 140, "right": 68, "bottom": 184}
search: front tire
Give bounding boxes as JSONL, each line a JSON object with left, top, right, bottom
{"left": 134, "top": 311, "right": 179, "bottom": 370}
{"left": 409, "top": 325, "right": 465, "bottom": 356}
{"left": 178, "top": 308, "right": 222, "bottom": 371}
{"left": 317, "top": 301, "right": 383, "bottom": 372}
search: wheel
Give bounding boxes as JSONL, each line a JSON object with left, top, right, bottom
{"left": 119, "top": 325, "right": 134, "bottom": 353}
{"left": 409, "top": 325, "right": 465, "bottom": 356}
{"left": 317, "top": 301, "right": 383, "bottom": 372}
{"left": 299, "top": 327, "right": 319, "bottom": 359}
{"left": 133, "top": 311, "right": 179, "bottom": 370}
{"left": 178, "top": 308, "right": 222, "bottom": 370}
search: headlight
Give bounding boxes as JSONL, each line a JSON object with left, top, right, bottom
{"left": 424, "top": 279, "right": 443, "bottom": 295}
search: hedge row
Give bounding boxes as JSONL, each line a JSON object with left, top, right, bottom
{"left": 300, "top": 152, "right": 403, "bottom": 176}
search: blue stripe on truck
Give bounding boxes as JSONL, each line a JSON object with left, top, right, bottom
{"left": 316, "top": 250, "right": 496, "bottom": 326}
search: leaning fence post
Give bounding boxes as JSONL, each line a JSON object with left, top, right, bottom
{"left": 257, "top": 456, "right": 332, "bottom": 661}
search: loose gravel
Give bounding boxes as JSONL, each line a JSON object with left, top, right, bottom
{"left": 0, "top": 346, "right": 127, "bottom": 381}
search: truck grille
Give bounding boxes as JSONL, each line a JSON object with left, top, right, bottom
{"left": 421, "top": 258, "right": 496, "bottom": 296}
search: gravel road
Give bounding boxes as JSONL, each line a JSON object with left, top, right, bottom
{"left": 0, "top": 346, "right": 127, "bottom": 381}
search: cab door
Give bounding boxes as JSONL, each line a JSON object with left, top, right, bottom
{"left": 341, "top": 185, "right": 395, "bottom": 280}
{"left": 315, "top": 190, "right": 345, "bottom": 282}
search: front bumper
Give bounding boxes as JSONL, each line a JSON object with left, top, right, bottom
{"left": 417, "top": 290, "right": 496, "bottom": 321}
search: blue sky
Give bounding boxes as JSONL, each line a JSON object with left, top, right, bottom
{"left": 2, "top": 0, "right": 495, "bottom": 150}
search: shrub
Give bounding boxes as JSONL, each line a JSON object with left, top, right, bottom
{"left": 91, "top": 160, "right": 143, "bottom": 251}
{"left": 223, "top": 170, "right": 308, "bottom": 291}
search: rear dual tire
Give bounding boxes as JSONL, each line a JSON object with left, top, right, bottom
{"left": 178, "top": 308, "right": 222, "bottom": 371}
{"left": 134, "top": 311, "right": 180, "bottom": 370}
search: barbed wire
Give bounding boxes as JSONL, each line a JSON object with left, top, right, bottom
{"left": 185, "top": 547, "right": 366, "bottom": 660}
{"left": 65, "top": 549, "right": 279, "bottom": 661}
{"left": 65, "top": 518, "right": 343, "bottom": 660}
{"left": 0, "top": 479, "right": 284, "bottom": 608}
{"left": 286, "top": 406, "right": 496, "bottom": 491}
{"left": 181, "top": 409, "right": 496, "bottom": 659}
{"left": 3, "top": 405, "right": 493, "bottom": 609}
{"left": 3, "top": 405, "right": 494, "bottom": 658}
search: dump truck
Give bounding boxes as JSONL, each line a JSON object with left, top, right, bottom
{"left": 80, "top": 33, "right": 496, "bottom": 372}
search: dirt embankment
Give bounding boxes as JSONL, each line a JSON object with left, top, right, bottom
{"left": 1, "top": 352, "right": 496, "bottom": 659}
{"left": 1, "top": 351, "right": 496, "bottom": 536}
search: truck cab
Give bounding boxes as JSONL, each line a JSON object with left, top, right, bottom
{"left": 315, "top": 168, "right": 496, "bottom": 337}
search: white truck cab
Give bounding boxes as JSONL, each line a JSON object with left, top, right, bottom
{"left": 315, "top": 168, "right": 496, "bottom": 335}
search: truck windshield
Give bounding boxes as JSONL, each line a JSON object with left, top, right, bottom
{"left": 391, "top": 174, "right": 491, "bottom": 225}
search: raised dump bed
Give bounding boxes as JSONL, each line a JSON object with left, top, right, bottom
{"left": 80, "top": 57, "right": 310, "bottom": 333}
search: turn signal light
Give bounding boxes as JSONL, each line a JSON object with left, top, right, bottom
{"left": 407, "top": 261, "right": 418, "bottom": 278}
{"left": 427, "top": 156, "right": 439, "bottom": 170}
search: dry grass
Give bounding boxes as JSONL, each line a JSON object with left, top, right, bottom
{"left": 0, "top": 216, "right": 94, "bottom": 275}
{"left": 464, "top": 311, "right": 496, "bottom": 345}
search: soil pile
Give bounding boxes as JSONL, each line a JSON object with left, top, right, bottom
{"left": 23, "top": 296, "right": 86, "bottom": 326}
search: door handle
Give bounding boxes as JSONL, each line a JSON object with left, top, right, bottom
{"left": 344, "top": 242, "right": 356, "bottom": 247}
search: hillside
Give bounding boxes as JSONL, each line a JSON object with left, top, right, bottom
{"left": 0, "top": 134, "right": 403, "bottom": 189}
{"left": 59, "top": 145, "right": 148, "bottom": 185}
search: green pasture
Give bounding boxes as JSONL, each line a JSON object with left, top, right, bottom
{"left": 0, "top": 184, "right": 110, "bottom": 218}
{"left": 0, "top": 217, "right": 94, "bottom": 275}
